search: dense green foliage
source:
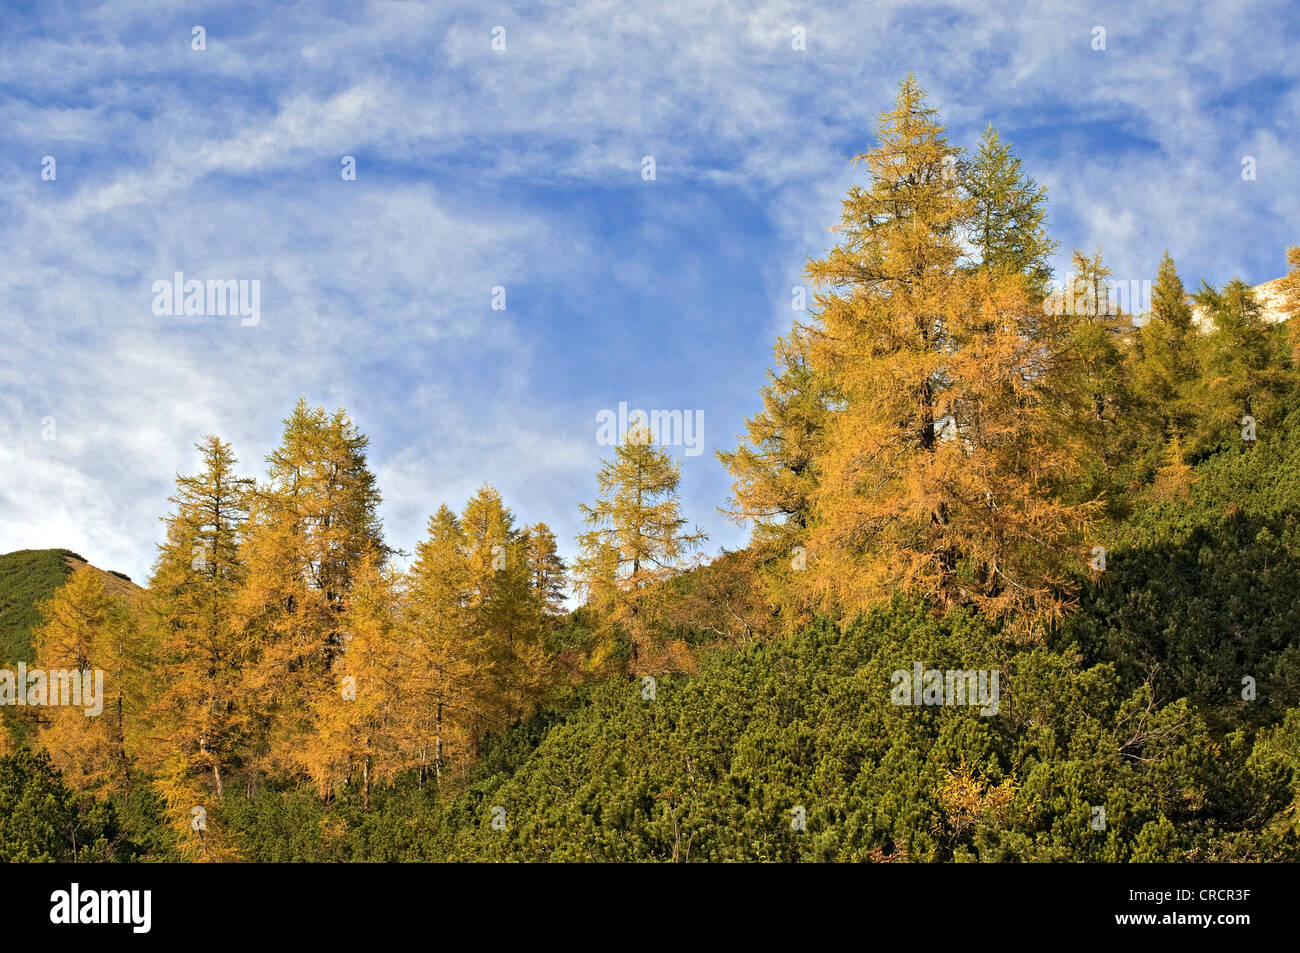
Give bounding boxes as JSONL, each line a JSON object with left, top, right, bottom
{"left": 211, "top": 601, "right": 1298, "bottom": 863}
{"left": 1065, "top": 405, "right": 1300, "bottom": 731}
{"left": 0, "top": 747, "right": 136, "bottom": 862}
{"left": 424, "top": 610, "right": 1289, "bottom": 862}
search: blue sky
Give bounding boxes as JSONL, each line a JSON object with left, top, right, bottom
{"left": 2, "top": 0, "right": 1298, "bottom": 587}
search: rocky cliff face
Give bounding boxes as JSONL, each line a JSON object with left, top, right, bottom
{"left": 1190, "top": 276, "right": 1291, "bottom": 328}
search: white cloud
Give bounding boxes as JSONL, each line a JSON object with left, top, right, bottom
{"left": 3, "top": 0, "right": 1298, "bottom": 583}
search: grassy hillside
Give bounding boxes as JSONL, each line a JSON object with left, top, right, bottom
{"left": 0, "top": 549, "right": 144, "bottom": 748}
{"left": 0, "top": 550, "right": 78, "bottom": 666}
{"left": 0, "top": 549, "right": 142, "bottom": 666}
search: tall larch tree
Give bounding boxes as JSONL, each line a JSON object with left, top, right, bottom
{"left": 718, "top": 322, "right": 827, "bottom": 632}
{"left": 801, "top": 76, "right": 1096, "bottom": 634}
{"left": 966, "top": 125, "right": 1056, "bottom": 288}
{"left": 575, "top": 425, "right": 706, "bottom": 670}
{"left": 145, "top": 437, "right": 252, "bottom": 798}
{"left": 404, "top": 505, "right": 490, "bottom": 782}
{"left": 1054, "top": 247, "right": 1142, "bottom": 507}
{"left": 1131, "top": 251, "right": 1199, "bottom": 449}
{"left": 236, "top": 399, "right": 386, "bottom": 780}
{"left": 144, "top": 436, "right": 252, "bottom": 858}
{"left": 459, "top": 486, "right": 551, "bottom": 724}
{"left": 32, "top": 569, "right": 153, "bottom": 801}
{"left": 521, "top": 522, "right": 567, "bottom": 616}
{"left": 298, "top": 555, "right": 406, "bottom": 808}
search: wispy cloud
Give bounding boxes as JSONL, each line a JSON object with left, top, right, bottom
{"left": 2, "top": 0, "right": 1297, "bottom": 582}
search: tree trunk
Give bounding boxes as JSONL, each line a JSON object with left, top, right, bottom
{"left": 434, "top": 700, "right": 444, "bottom": 781}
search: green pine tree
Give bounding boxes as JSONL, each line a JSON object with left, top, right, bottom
{"left": 966, "top": 124, "right": 1056, "bottom": 287}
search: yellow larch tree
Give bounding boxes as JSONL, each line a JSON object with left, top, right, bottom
{"left": 297, "top": 554, "right": 407, "bottom": 807}
{"left": 31, "top": 568, "right": 154, "bottom": 800}
{"left": 800, "top": 75, "right": 1097, "bottom": 636}
{"left": 235, "top": 399, "right": 386, "bottom": 782}
{"left": 404, "top": 505, "right": 492, "bottom": 783}
{"left": 575, "top": 426, "right": 706, "bottom": 670}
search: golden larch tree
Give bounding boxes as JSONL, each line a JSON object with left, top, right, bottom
{"left": 235, "top": 399, "right": 386, "bottom": 781}
{"left": 574, "top": 425, "right": 706, "bottom": 670}
{"left": 800, "top": 75, "right": 1097, "bottom": 636}
{"left": 32, "top": 568, "right": 153, "bottom": 800}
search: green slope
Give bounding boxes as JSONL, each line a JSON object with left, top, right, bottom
{"left": 0, "top": 549, "right": 80, "bottom": 666}
{"left": 0, "top": 548, "right": 144, "bottom": 747}
{"left": 0, "top": 548, "right": 144, "bottom": 666}
{"left": 221, "top": 597, "right": 1298, "bottom": 862}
